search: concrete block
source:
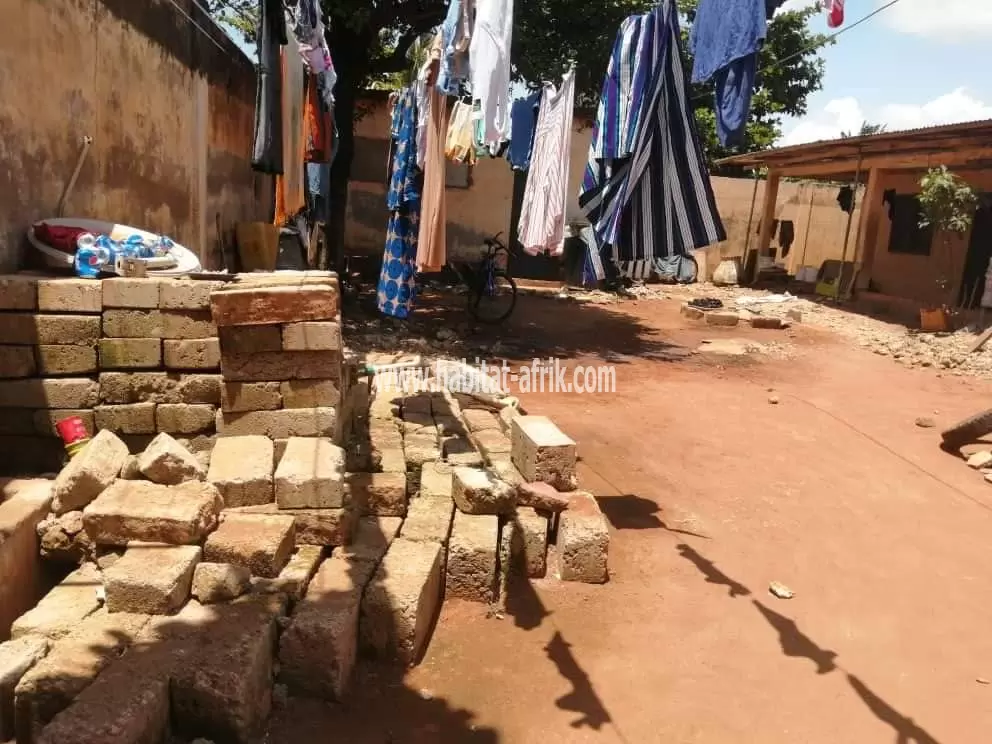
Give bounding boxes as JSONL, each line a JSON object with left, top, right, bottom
{"left": 208, "top": 436, "right": 274, "bottom": 507}
{"left": 163, "top": 337, "right": 220, "bottom": 369}
{"left": 13, "top": 611, "right": 148, "bottom": 741}
{"left": 159, "top": 279, "right": 225, "bottom": 310}
{"left": 83, "top": 480, "right": 223, "bottom": 546}
{"left": 10, "top": 564, "right": 103, "bottom": 641}
{"left": 452, "top": 467, "right": 515, "bottom": 515}
{"left": 705, "top": 311, "right": 740, "bottom": 327}
{"left": 420, "top": 461, "right": 454, "bottom": 499}
{"left": 0, "top": 314, "right": 99, "bottom": 346}
{"left": 155, "top": 403, "right": 216, "bottom": 435}
{"left": 0, "top": 410, "right": 35, "bottom": 436}
{"left": 221, "top": 381, "right": 282, "bottom": 412}
{"left": 445, "top": 436, "right": 484, "bottom": 467}
{"left": 98, "top": 338, "right": 161, "bottom": 369}
{"left": 346, "top": 472, "right": 407, "bottom": 517}
{"left": 177, "top": 373, "right": 222, "bottom": 405}
{"left": 218, "top": 408, "right": 337, "bottom": 438}
{"left": 220, "top": 350, "right": 341, "bottom": 382}
{"left": 162, "top": 310, "right": 216, "bottom": 339}
{"left": 102, "top": 278, "right": 162, "bottom": 308}
{"left": 557, "top": 492, "right": 609, "bottom": 583}
{"left": 218, "top": 324, "right": 283, "bottom": 354}
{"left": 35, "top": 279, "right": 100, "bottom": 313}
{"left": 337, "top": 516, "right": 402, "bottom": 564}
{"left": 211, "top": 284, "right": 339, "bottom": 326}
{"left": 254, "top": 545, "right": 323, "bottom": 601}
{"left": 34, "top": 345, "right": 96, "bottom": 375}
{"left": 681, "top": 302, "right": 705, "bottom": 320}
{"left": 463, "top": 409, "right": 499, "bottom": 433}
{"left": 0, "top": 636, "right": 48, "bottom": 741}
{"left": 51, "top": 429, "right": 129, "bottom": 514}
{"left": 282, "top": 321, "right": 342, "bottom": 351}
{"left": 751, "top": 315, "right": 788, "bottom": 330}
{"left": 511, "top": 415, "right": 578, "bottom": 491}
{"left": 229, "top": 503, "right": 356, "bottom": 547}
{"left": 94, "top": 402, "right": 157, "bottom": 435}
{"left": 104, "top": 544, "right": 201, "bottom": 613}
{"left": 400, "top": 496, "right": 454, "bottom": 545}
{"left": 192, "top": 562, "right": 251, "bottom": 604}
{"left": 0, "top": 275, "right": 38, "bottom": 311}
{"left": 512, "top": 508, "right": 549, "bottom": 578}
{"left": 280, "top": 379, "right": 340, "bottom": 409}
{"left": 0, "top": 378, "right": 97, "bottom": 410}
{"left": 360, "top": 539, "right": 443, "bottom": 664}
{"left": 446, "top": 511, "right": 499, "bottom": 603}
{"left": 275, "top": 437, "right": 346, "bottom": 508}
{"left": 137, "top": 432, "right": 205, "bottom": 485}
{"left": 0, "top": 347, "right": 36, "bottom": 378}
{"left": 474, "top": 429, "right": 512, "bottom": 462}
{"left": 403, "top": 432, "right": 441, "bottom": 469}
{"left": 205, "top": 513, "right": 295, "bottom": 578}
{"left": 101, "top": 309, "right": 164, "bottom": 338}
{"left": 488, "top": 459, "right": 526, "bottom": 488}
{"left": 98, "top": 371, "right": 178, "bottom": 404}
{"left": 0, "top": 481, "right": 53, "bottom": 635}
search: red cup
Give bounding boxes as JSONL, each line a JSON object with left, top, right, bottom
{"left": 55, "top": 416, "right": 90, "bottom": 445}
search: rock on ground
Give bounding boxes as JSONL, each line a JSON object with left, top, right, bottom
{"left": 51, "top": 430, "right": 129, "bottom": 515}
{"left": 137, "top": 432, "right": 205, "bottom": 485}
{"left": 192, "top": 562, "right": 252, "bottom": 604}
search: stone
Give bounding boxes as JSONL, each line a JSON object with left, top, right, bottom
{"left": 445, "top": 511, "right": 498, "bottom": 603}
{"left": 751, "top": 315, "right": 788, "bottom": 330}
{"left": 37, "top": 510, "right": 92, "bottom": 564}
{"left": 14, "top": 611, "right": 148, "bottom": 740}
{"left": 403, "top": 432, "right": 441, "bottom": 469}
{"left": 205, "top": 513, "right": 295, "bottom": 578}
{"left": 968, "top": 451, "right": 992, "bottom": 469}
{"left": 452, "top": 467, "right": 515, "bottom": 515}
{"left": 35, "top": 279, "right": 100, "bottom": 313}
{"left": 218, "top": 324, "right": 283, "bottom": 354}
{"left": 101, "top": 309, "right": 164, "bottom": 338}
{"left": 681, "top": 303, "right": 705, "bottom": 320}
{"left": 220, "top": 350, "right": 341, "bottom": 382}
{"left": 275, "top": 437, "right": 346, "bottom": 509}
{"left": 34, "top": 345, "right": 97, "bottom": 375}
{"left": 191, "top": 562, "right": 251, "bottom": 604}
{"left": 0, "top": 314, "right": 100, "bottom": 345}
{"left": 462, "top": 409, "right": 500, "bottom": 433}
{"left": 94, "top": 403, "right": 157, "bottom": 435}
{"left": 104, "top": 544, "right": 201, "bottom": 613}
{"left": 51, "top": 429, "right": 129, "bottom": 514}
{"left": 211, "top": 284, "right": 339, "bottom": 327}
{"left": 102, "top": 278, "right": 162, "bottom": 308}
{"left": 0, "top": 483, "right": 55, "bottom": 636}
{"left": 511, "top": 416, "right": 578, "bottom": 491}
{"left": 705, "top": 311, "right": 740, "bottom": 327}
{"left": 419, "top": 461, "right": 454, "bottom": 499}
{"left": 280, "top": 379, "right": 341, "bottom": 409}
{"left": 337, "top": 516, "right": 403, "bottom": 564}
{"left": 0, "top": 346, "right": 36, "bottom": 378}
{"left": 208, "top": 436, "right": 274, "bottom": 507}
{"left": 98, "top": 372, "right": 178, "bottom": 404}
{"left": 0, "top": 378, "right": 98, "bottom": 409}
{"left": 10, "top": 564, "right": 103, "bottom": 641}
{"left": 228, "top": 503, "right": 356, "bottom": 547}
{"left": 282, "top": 321, "right": 342, "bottom": 351}
{"left": 0, "top": 275, "right": 38, "bottom": 311}
{"left": 0, "top": 636, "right": 49, "bottom": 741}
{"left": 786, "top": 308, "right": 803, "bottom": 322}
{"left": 347, "top": 472, "right": 407, "bottom": 517}
{"left": 162, "top": 310, "right": 216, "bottom": 339}
{"left": 557, "top": 491, "right": 609, "bottom": 583}
{"left": 489, "top": 459, "right": 525, "bottom": 488}
{"left": 155, "top": 403, "right": 215, "bottom": 435}
{"left": 361, "top": 539, "right": 443, "bottom": 664}
{"left": 474, "top": 429, "right": 512, "bottom": 462}
{"left": 400, "top": 497, "right": 453, "bottom": 545}
{"left": 516, "top": 481, "right": 571, "bottom": 512}
{"left": 218, "top": 408, "right": 337, "bottom": 438}
{"left": 83, "top": 480, "right": 223, "bottom": 546}
{"left": 177, "top": 374, "right": 223, "bottom": 405}
{"left": 255, "top": 546, "right": 324, "bottom": 601}
{"left": 138, "top": 432, "right": 205, "bottom": 485}
{"left": 120, "top": 455, "right": 142, "bottom": 480}
{"left": 159, "top": 280, "right": 225, "bottom": 310}
{"left": 445, "top": 436, "right": 485, "bottom": 467}
{"left": 98, "top": 338, "right": 162, "bottom": 369}
{"left": 512, "top": 508, "right": 549, "bottom": 578}
{"left": 221, "top": 381, "right": 282, "bottom": 412}
{"left": 164, "top": 338, "right": 221, "bottom": 369}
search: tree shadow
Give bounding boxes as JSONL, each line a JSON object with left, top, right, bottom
{"left": 675, "top": 543, "right": 751, "bottom": 597}
{"left": 846, "top": 674, "right": 941, "bottom": 744}
{"left": 751, "top": 600, "right": 838, "bottom": 675}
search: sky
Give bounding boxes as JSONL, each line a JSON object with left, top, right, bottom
{"left": 777, "top": 0, "right": 992, "bottom": 145}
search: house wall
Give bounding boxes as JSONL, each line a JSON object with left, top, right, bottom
{"left": 0, "top": 0, "right": 271, "bottom": 272}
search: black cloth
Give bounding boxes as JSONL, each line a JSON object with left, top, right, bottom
{"left": 837, "top": 186, "right": 854, "bottom": 214}
{"left": 778, "top": 219, "right": 794, "bottom": 258}
{"left": 251, "top": 0, "right": 288, "bottom": 174}
{"left": 765, "top": 0, "right": 787, "bottom": 19}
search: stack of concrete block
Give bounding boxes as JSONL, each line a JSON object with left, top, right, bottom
{"left": 210, "top": 272, "right": 343, "bottom": 442}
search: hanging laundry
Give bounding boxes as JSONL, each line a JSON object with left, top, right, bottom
{"left": 823, "top": 0, "right": 844, "bottom": 28}
{"left": 507, "top": 91, "right": 541, "bottom": 171}
{"left": 690, "top": 0, "right": 767, "bottom": 147}
{"left": 377, "top": 89, "right": 422, "bottom": 319}
{"left": 303, "top": 75, "right": 332, "bottom": 162}
{"left": 437, "top": 0, "right": 473, "bottom": 96}
{"left": 417, "top": 35, "right": 449, "bottom": 274}
{"left": 517, "top": 70, "right": 576, "bottom": 256}
{"left": 251, "top": 0, "right": 288, "bottom": 174}
{"left": 275, "top": 36, "right": 307, "bottom": 225}
{"left": 445, "top": 100, "right": 476, "bottom": 164}
{"left": 285, "top": 0, "right": 336, "bottom": 85}
{"left": 580, "top": 1, "right": 725, "bottom": 278}
{"left": 469, "top": 0, "right": 514, "bottom": 145}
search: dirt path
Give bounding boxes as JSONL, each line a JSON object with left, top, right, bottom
{"left": 270, "top": 296, "right": 992, "bottom": 743}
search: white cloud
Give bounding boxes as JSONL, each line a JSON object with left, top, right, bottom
{"left": 883, "top": 0, "right": 992, "bottom": 39}
{"left": 778, "top": 88, "right": 992, "bottom": 146}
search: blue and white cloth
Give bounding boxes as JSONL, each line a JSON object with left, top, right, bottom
{"left": 507, "top": 91, "right": 541, "bottom": 170}
{"left": 377, "top": 89, "right": 422, "bottom": 319}
{"left": 436, "top": 0, "right": 471, "bottom": 96}
{"left": 579, "top": 0, "right": 725, "bottom": 277}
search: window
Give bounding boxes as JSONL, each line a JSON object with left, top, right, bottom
{"left": 887, "top": 194, "right": 933, "bottom": 256}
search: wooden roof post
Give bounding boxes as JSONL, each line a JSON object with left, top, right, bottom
{"left": 751, "top": 169, "right": 780, "bottom": 284}
{"left": 849, "top": 167, "right": 884, "bottom": 297}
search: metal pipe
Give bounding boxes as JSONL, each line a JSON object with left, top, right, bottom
{"left": 836, "top": 155, "right": 863, "bottom": 300}
{"left": 57, "top": 136, "right": 93, "bottom": 217}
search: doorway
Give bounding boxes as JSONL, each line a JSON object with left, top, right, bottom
{"left": 958, "top": 200, "right": 992, "bottom": 308}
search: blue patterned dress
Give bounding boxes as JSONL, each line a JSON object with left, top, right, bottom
{"left": 377, "top": 89, "right": 422, "bottom": 318}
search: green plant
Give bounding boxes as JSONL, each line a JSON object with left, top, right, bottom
{"left": 918, "top": 166, "right": 979, "bottom": 309}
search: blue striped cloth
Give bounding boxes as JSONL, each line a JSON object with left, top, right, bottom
{"left": 579, "top": 0, "right": 725, "bottom": 269}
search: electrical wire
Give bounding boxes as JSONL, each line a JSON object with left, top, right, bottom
{"left": 162, "top": 0, "right": 244, "bottom": 60}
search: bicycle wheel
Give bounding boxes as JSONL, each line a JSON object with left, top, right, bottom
{"left": 469, "top": 270, "right": 517, "bottom": 324}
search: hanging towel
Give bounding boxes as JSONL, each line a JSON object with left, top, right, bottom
{"left": 580, "top": 1, "right": 725, "bottom": 269}
{"left": 417, "top": 35, "right": 449, "bottom": 274}
{"left": 517, "top": 70, "right": 576, "bottom": 256}
{"left": 469, "top": 0, "right": 514, "bottom": 144}
{"left": 689, "top": 0, "right": 766, "bottom": 147}
{"left": 507, "top": 91, "right": 542, "bottom": 170}
{"left": 445, "top": 100, "right": 476, "bottom": 164}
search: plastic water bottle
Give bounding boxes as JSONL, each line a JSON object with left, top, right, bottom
{"left": 73, "top": 233, "right": 111, "bottom": 279}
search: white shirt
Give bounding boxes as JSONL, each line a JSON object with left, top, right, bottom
{"left": 469, "top": 0, "right": 514, "bottom": 145}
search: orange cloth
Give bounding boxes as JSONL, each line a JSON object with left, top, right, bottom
{"left": 416, "top": 36, "right": 448, "bottom": 273}
{"left": 276, "top": 41, "right": 306, "bottom": 225}
{"left": 304, "top": 74, "right": 332, "bottom": 162}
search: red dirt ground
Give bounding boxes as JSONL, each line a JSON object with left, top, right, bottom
{"left": 269, "top": 295, "right": 992, "bottom": 744}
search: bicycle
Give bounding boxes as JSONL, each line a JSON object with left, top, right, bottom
{"left": 450, "top": 232, "right": 518, "bottom": 324}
